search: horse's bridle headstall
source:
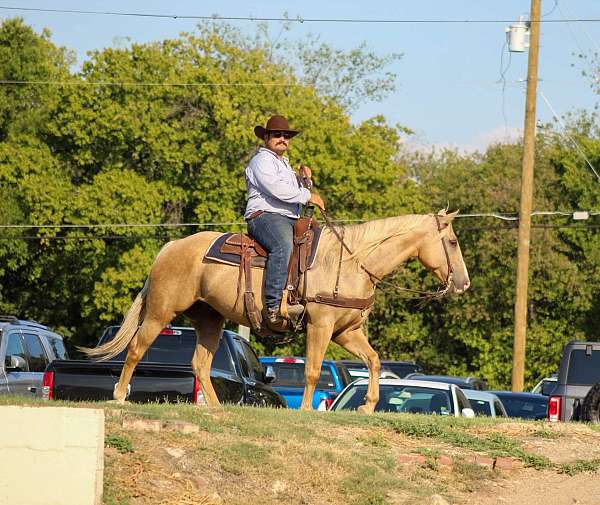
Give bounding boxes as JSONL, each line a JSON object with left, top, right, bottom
{"left": 320, "top": 210, "right": 454, "bottom": 301}
{"left": 433, "top": 214, "right": 454, "bottom": 298}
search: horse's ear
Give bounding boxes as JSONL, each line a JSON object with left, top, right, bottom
{"left": 437, "top": 208, "right": 447, "bottom": 216}
{"left": 438, "top": 210, "right": 459, "bottom": 227}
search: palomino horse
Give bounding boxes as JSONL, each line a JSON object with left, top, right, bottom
{"left": 84, "top": 210, "right": 470, "bottom": 413}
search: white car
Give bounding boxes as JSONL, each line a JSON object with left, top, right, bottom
{"left": 328, "top": 378, "right": 475, "bottom": 418}
{"left": 346, "top": 369, "right": 401, "bottom": 380}
{"left": 463, "top": 390, "right": 508, "bottom": 418}
{"left": 531, "top": 375, "right": 558, "bottom": 396}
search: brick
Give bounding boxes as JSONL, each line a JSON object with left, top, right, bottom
{"left": 122, "top": 418, "right": 161, "bottom": 433}
{"left": 474, "top": 455, "right": 494, "bottom": 468}
{"left": 437, "top": 455, "right": 453, "bottom": 467}
{"left": 165, "top": 421, "right": 200, "bottom": 434}
{"left": 397, "top": 453, "right": 426, "bottom": 465}
{"left": 494, "top": 457, "right": 524, "bottom": 470}
{"left": 465, "top": 455, "right": 494, "bottom": 468}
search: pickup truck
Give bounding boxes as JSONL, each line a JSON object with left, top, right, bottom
{"left": 548, "top": 341, "right": 600, "bottom": 422}
{"left": 258, "top": 356, "right": 346, "bottom": 409}
{"left": 43, "top": 326, "right": 285, "bottom": 408}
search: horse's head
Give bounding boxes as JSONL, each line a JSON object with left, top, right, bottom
{"left": 417, "top": 210, "right": 470, "bottom": 294}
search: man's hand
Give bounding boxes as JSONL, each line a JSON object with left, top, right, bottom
{"left": 298, "top": 165, "right": 312, "bottom": 179}
{"left": 308, "top": 192, "right": 325, "bottom": 210}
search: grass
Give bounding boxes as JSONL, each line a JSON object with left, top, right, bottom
{"left": 3, "top": 395, "right": 600, "bottom": 504}
{"left": 105, "top": 433, "right": 134, "bottom": 454}
{"left": 557, "top": 458, "right": 600, "bottom": 476}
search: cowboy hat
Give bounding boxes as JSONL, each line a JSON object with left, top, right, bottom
{"left": 254, "top": 115, "right": 300, "bottom": 140}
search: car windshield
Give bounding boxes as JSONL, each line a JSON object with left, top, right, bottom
{"left": 566, "top": 350, "right": 600, "bottom": 385}
{"left": 384, "top": 363, "right": 420, "bottom": 378}
{"left": 47, "top": 335, "right": 69, "bottom": 360}
{"left": 334, "top": 384, "right": 454, "bottom": 415}
{"left": 467, "top": 399, "right": 492, "bottom": 416}
{"left": 268, "top": 362, "right": 337, "bottom": 390}
{"left": 497, "top": 395, "right": 547, "bottom": 419}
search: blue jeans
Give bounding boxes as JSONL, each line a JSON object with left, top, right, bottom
{"left": 247, "top": 212, "right": 295, "bottom": 310}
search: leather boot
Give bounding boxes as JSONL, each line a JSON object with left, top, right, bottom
{"left": 266, "top": 308, "right": 289, "bottom": 333}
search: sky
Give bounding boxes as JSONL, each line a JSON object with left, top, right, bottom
{"left": 3, "top": 1, "right": 600, "bottom": 152}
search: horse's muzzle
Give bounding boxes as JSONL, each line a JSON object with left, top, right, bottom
{"left": 450, "top": 277, "right": 470, "bottom": 294}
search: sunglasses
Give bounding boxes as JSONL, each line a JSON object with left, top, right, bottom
{"left": 268, "top": 131, "right": 293, "bottom": 139}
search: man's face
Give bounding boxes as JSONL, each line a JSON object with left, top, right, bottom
{"left": 265, "top": 131, "right": 292, "bottom": 156}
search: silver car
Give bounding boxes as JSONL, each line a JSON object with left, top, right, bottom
{"left": 0, "top": 316, "right": 68, "bottom": 398}
{"left": 463, "top": 390, "right": 508, "bottom": 417}
{"left": 329, "top": 378, "right": 475, "bottom": 417}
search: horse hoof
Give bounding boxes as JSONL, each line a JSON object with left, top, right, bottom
{"left": 107, "top": 399, "right": 129, "bottom": 405}
{"left": 357, "top": 405, "right": 374, "bottom": 415}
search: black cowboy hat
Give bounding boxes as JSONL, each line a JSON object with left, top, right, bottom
{"left": 254, "top": 115, "right": 300, "bottom": 140}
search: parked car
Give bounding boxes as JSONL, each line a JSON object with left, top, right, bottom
{"left": 335, "top": 360, "right": 421, "bottom": 384}
{"left": 404, "top": 373, "right": 487, "bottom": 391}
{"left": 548, "top": 341, "right": 600, "bottom": 422}
{"left": 488, "top": 391, "right": 548, "bottom": 420}
{"left": 531, "top": 374, "right": 558, "bottom": 396}
{"left": 0, "top": 316, "right": 69, "bottom": 399}
{"left": 463, "top": 390, "right": 508, "bottom": 418}
{"left": 329, "top": 378, "right": 475, "bottom": 418}
{"left": 44, "top": 326, "right": 285, "bottom": 407}
{"left": 258, "top": 357, "right": 345, "bottom": 409}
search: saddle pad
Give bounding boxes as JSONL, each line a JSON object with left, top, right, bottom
{"left": 204, "top": 229, "right": 323, "bottom": 269}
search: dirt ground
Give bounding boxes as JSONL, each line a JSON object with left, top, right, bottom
{"left": 469, "top": 470, "right": 600, "bottom": 505}
{"left": 102, "top": 409, "right": 600, "bottom": 505}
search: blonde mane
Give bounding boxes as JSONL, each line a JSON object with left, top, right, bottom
{"left": 318, "top": 214, "right": 431, "bottom": 269}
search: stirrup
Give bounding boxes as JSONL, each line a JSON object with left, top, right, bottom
{"left": 265, "top": 308, "right": 290, "bottom": 333}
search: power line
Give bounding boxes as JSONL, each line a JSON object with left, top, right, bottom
{"left": 0, "top": 80, "right": 302, "bottom": 88}
{"left": 539, "top": 90, "right": 600, "bottom": 182}
{"left": 2, "top": 223, "right": 599, "bottom": 241}
{"left": 557, "top": 0, "right": 600, "bottom": 55}
{"left": 0, "top": 6, "right": 599, "bottom": 24}
{"left": 1, "top": 210, "right": 598, "bottom": 230}
{"left": 0, "top": 78, "right": 583, "bottom": 89}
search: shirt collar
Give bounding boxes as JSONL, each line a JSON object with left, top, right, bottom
{"left": 259, "top": 146, "right": 289, "bottom": 163}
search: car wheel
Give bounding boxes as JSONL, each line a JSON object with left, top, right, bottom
{"left": 581, "top": 382, "right": 600, "bottom": 423}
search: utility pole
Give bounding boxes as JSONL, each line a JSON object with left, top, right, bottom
{"left": 512, "top": 0, "right": 542, "bottom": 392}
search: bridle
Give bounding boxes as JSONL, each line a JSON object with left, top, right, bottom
{"left": 320, "top": 210, "right": 454, "bottom": 301}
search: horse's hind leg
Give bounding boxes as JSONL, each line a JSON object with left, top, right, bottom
{"left": 114, "top": 316, "right": 169, "bottom": 402}
{"left": 300, "top": 320, "right": 334, "bottom": 411}
{"left": 187, "top": 302, "right": 225, "bottom": 407}
{"left": 333, "top": 328, "right": 381, "bottom": 414}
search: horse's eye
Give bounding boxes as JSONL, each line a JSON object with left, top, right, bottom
{"left": 449, "top": 239, "right": 458, "bottom": 246}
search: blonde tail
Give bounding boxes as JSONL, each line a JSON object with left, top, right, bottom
{"left": 80, "top": 280, "right": 149, "bottom": 361}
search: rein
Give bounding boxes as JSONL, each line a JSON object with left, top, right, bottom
{"left": 319, "top": 210, "right": 453, "bottom": 301}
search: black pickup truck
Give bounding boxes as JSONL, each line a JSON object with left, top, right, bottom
{"left": 43, "top": 326, "right": 285, "bottom": 407}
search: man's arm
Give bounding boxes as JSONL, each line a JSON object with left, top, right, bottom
{"left": 249, "top": 158, "right": 311, "bottom": 204}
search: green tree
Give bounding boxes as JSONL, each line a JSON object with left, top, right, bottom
{"left": 0, "top": 20, "right": 419, "bottom": 349}
{"left": 0, "top": 18, "right": 73, "bottom": 140}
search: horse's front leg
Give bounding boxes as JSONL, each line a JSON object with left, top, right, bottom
{"left": 300, "top": 320, "right": 334, "bottom": 411}
{"left": 333, "top": 327, "right": 380, "bottom": 414}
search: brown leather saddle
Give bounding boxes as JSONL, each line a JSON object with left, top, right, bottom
{"left": 205, "top": 217, "right": 321, "bottom": 331}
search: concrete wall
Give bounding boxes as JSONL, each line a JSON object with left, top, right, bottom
{"left": 0, "top": 406, "right": 104, "bottom": 505}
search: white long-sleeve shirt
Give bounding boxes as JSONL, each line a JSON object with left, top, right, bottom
{"left": 244, "top": 147, "right": 311, "bottom": 219}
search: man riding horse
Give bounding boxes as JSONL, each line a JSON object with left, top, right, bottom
{"left": 245, "top": 115, "right": 325, "bottom": 332}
